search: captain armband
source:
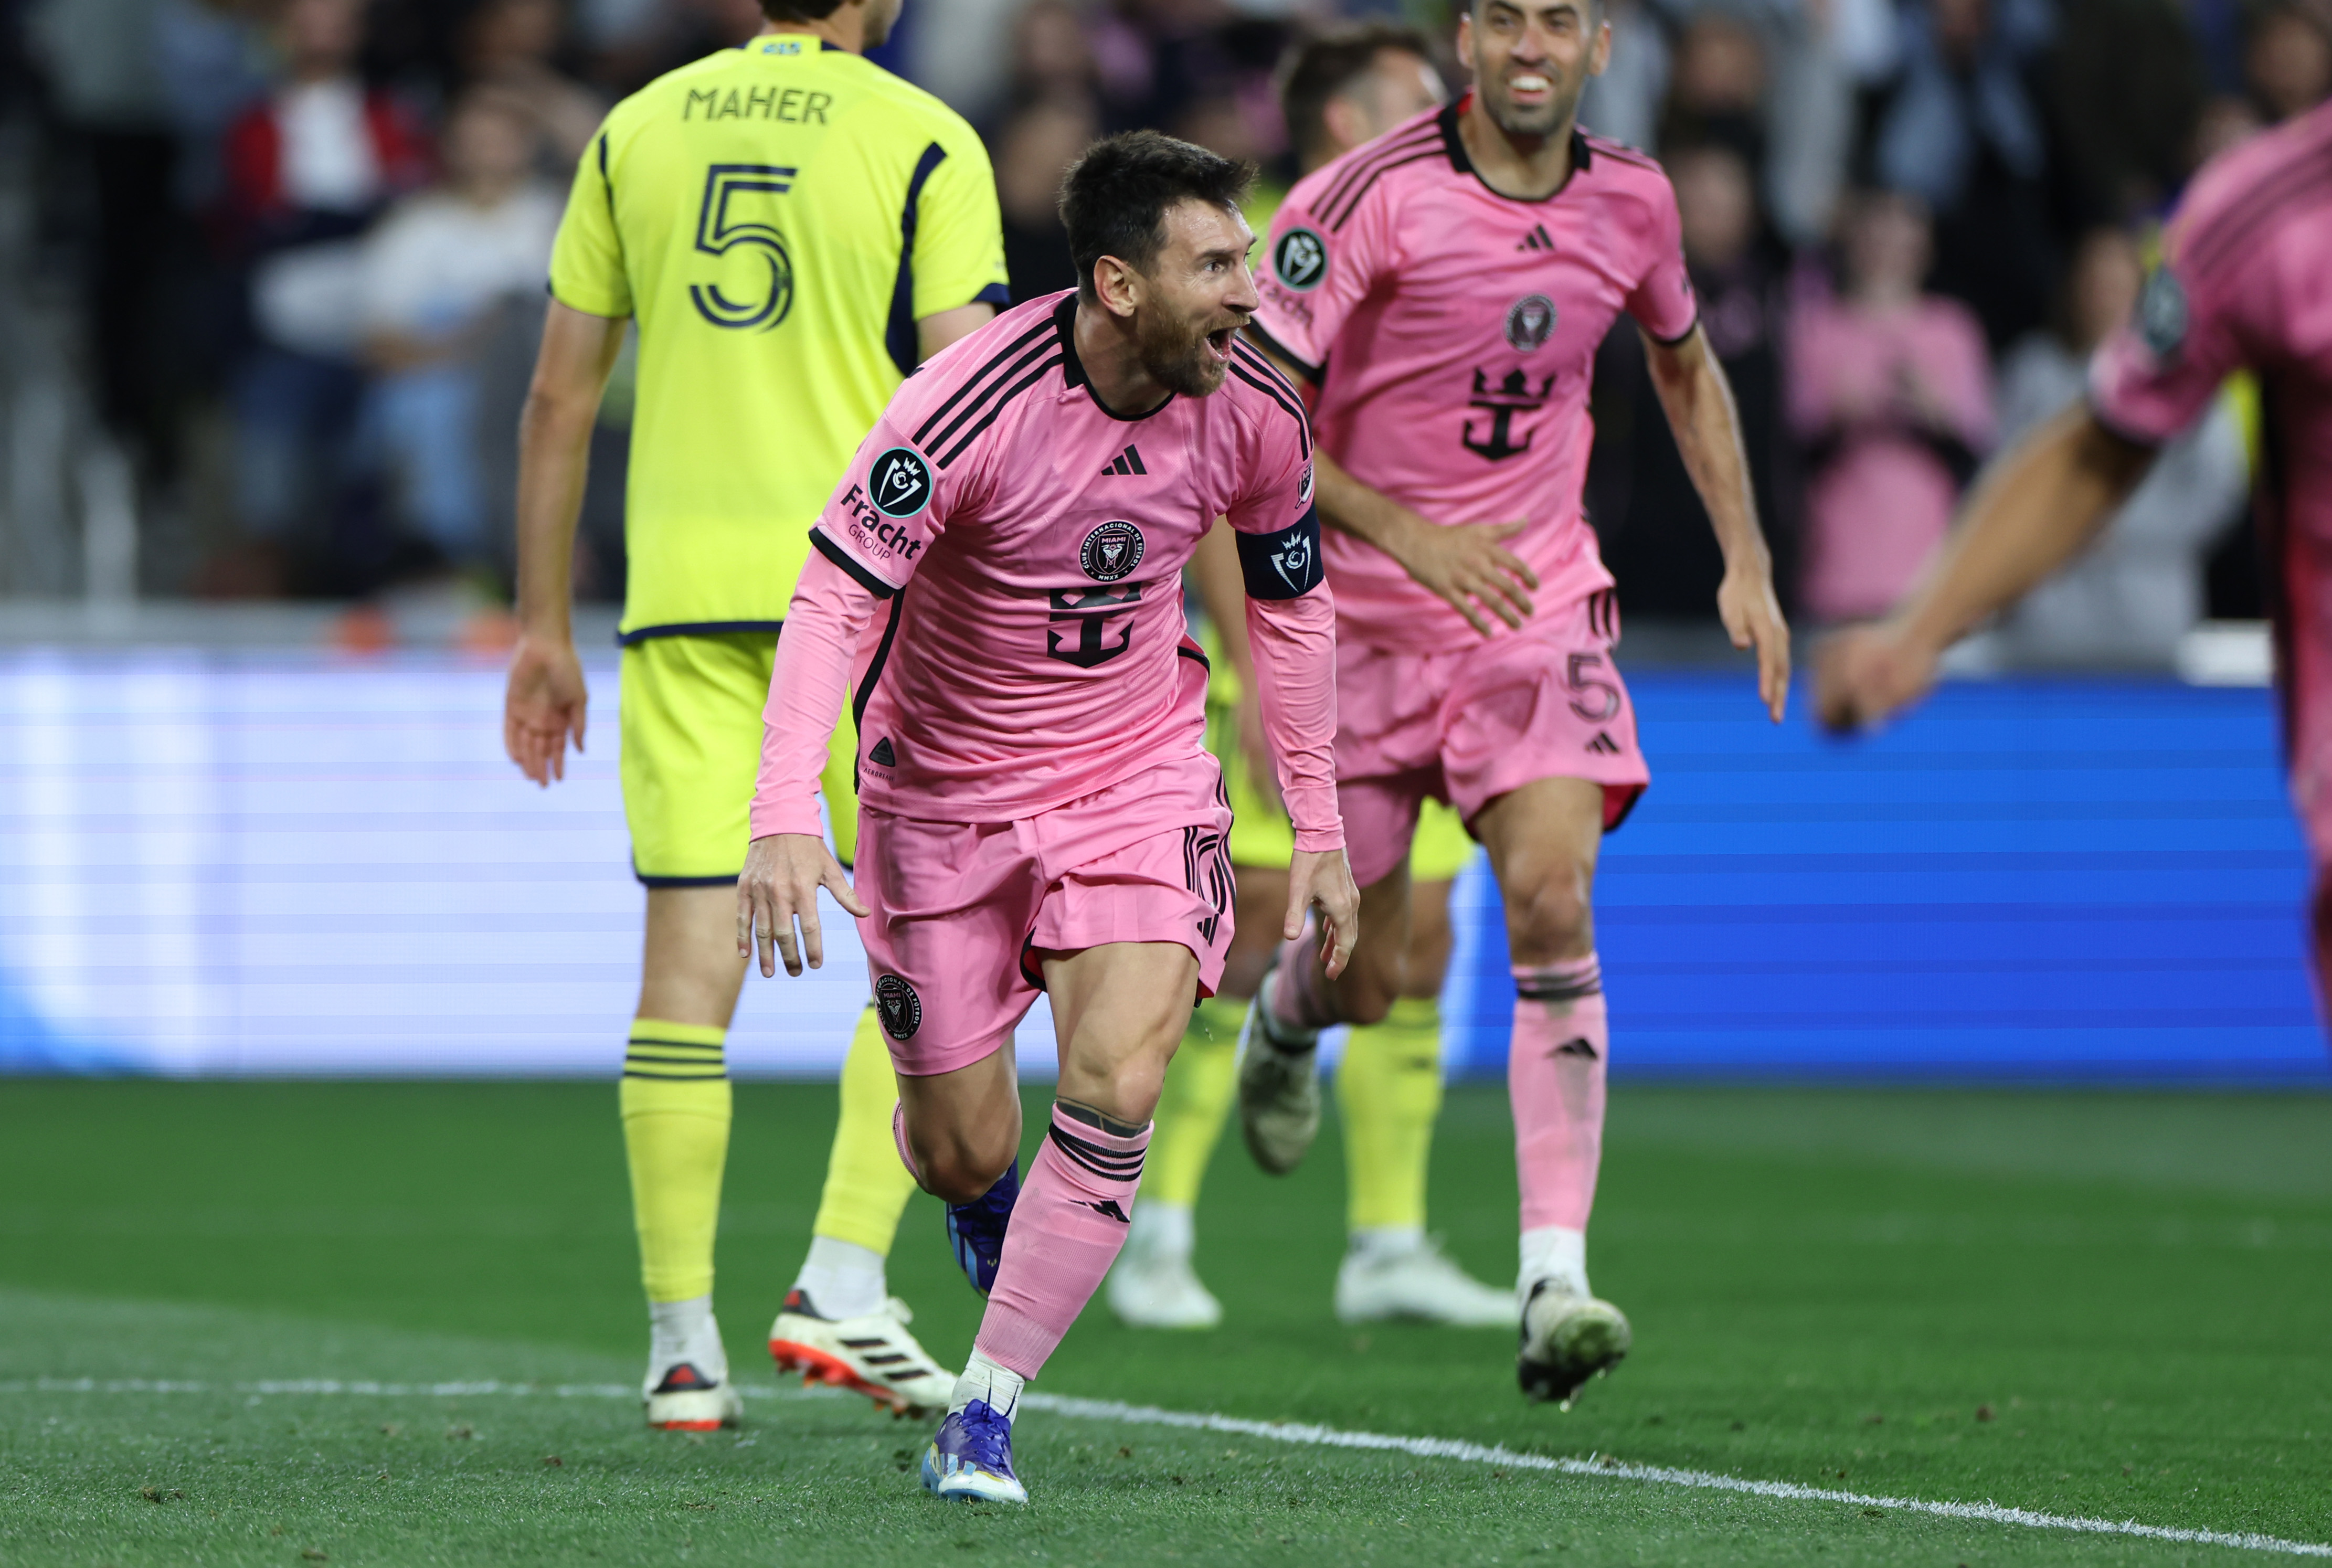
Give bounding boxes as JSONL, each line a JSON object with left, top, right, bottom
{"left": 1236, "top": 504, "right": 1324, "bottom": 600}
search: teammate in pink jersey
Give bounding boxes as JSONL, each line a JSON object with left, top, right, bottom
{"left": 1238, "top": 0, "right": 1790, "bottom": 1407}
{"left": 1820, "top": 100, "right": 2332, "bottom": 1004}
{"left": 736, "top": 132, "right": 1360, "bottom": 1505}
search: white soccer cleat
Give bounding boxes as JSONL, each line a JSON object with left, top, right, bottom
{"left": 1236, "top": 967, "right": 1321, "bottom": 1175}
{"left": 1107, "top": 1240, "right": 1224, "bottom": 1329}
{"left": 769, "top": 1290, "right": 957, "bottom": 1417}
{"left": 1517, "top": 1278, "right": 1632, "bottom": 1407}
{"left": 642, "top": 1359, "right": 744, "bottom": 1432}
{"left": 1335, "top": 1236, "right": 1521, "bottom": 1328}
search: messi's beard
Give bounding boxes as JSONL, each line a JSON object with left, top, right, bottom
{"left": 1133, "top": 304, "right": 1230, "bottom": 399}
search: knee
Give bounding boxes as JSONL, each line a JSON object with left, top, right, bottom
{"left": 913, "top": 1125, "right": 1019, "bottom": 1205}
{"left": 1329, "top": 950, "right": 1402, "bottom": 1027}
{"left": 1502, "top": 861, "right": 1594, "bottom": 966}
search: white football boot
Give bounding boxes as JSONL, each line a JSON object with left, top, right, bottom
{"left": 1106, "top": 1203, "right": 1223, "bottom": 1329}
{"left": 1236, "top": 965, "right": 1322, "bottom": 1174}
{"left": 1516, "top": 1277, "right": 1632, "bottom": 1407}
{"left": 643, "top": 1306, "right": 744, "bottom": 1431}
{"left": 770, "top": 1290, "right": 957, "bottom": 1417}
{"left": 1335, "top": 1233, "right": 1521, "bottom": 1327}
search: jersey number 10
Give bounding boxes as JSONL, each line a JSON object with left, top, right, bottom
{"left": 690, "top": 164, "right": 797, "bottom": 331}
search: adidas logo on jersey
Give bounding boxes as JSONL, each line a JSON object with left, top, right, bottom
{"left": 1100, "top": 444, "right": 1147, "bottom": 476}
{"left": 1585, "top": 731, "right": 1621, "bottom": 755}
{"left": 1516, "top": 223, "right": 1555, "bottom": 251}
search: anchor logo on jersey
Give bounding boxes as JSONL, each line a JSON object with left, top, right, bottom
{"left": 1460, "top": 368, "right": 1557, "bottom": 462}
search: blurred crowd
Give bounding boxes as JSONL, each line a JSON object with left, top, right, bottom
{"left": 4, "top": 0, "right": 2325, "bottom": 660}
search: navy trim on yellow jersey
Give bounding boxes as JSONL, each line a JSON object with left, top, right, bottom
{"left": 886, "top": 142, "right": 952, "bottom": 376}
{"left": 634, "top": 863, "right": 741, "bottom": 888}
{"left": 811, "top": 527, "right": 899, "bottom": 598}
{"left": 972, "top": 282, "right": 1012, "bottom": 309}
{"left": 616, "top": 620, "right": 785, "bottom": 646}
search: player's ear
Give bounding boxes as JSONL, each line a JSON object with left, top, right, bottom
{"left": 1588, "top": 13, "right": 1612, "bottom": 76}
{"left": 1091, "top": 254, "right": 1144, "bottom": 321}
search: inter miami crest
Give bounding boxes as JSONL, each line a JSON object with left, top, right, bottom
{"left": 874, "top": 975, "right": 921, "bottom": 1041}
{"left": 870, "top": 447, "right": 934, "bottom": 518}
{"left": 1506, "top": 293, "right": 1557, "bottom": 352}
{"left": 2139, "top": 267, "right": 2189, "bottom": 358}
{"left": 1273, "top": 227, "right": 1328, "bottom": 292}
{"left": 1297, "top": 460, "right": 1315, "bottom": 506}
{"left": 1079, "top": 520, "right": 1146, "bottom": 582}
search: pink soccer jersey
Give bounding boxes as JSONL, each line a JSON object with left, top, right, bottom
{"left": 1250, "top": 98, "right": 1698, "bottom": 655}
{"left": 750, "top": 290, "right": 1341, "bottom": 846}
{"left": 2090, "top": 99, "right": 2332, "bottom": 854}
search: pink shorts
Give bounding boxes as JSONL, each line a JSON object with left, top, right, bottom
{"left": 854, "top": 754, "right": 1236, "bottom": 1077}
{"left": 1335, "top": 589, "right": 1649, "bottom": 888}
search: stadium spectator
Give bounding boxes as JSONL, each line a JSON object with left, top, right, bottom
{"left": 218, "top": 0, "right": 431, "bottom": 583}
{"left": 1577, "top": 0, "right": 1670, "bottom": 152}
{"left": 1979, "top": 227, "right": 2249, "bottom": 665}
{"left": 1789, "top": 188, "right": 1994, "bottom": 622}
{"left": 990, "top": 94, "right": 1094, "bottom": 303}
{"left": 1862, "top": 0, "right": 2060, "bottom": 348}
{"left": 2246, "top": 0, "right": 2332, "bottom": 121}
{"left": 1592, "top": 140, "right": 1798, "bottom": 616}
{"left": 458, "top": 0, "right": 609, "bottom": 171}
{"left": 2046, "top": 0, "right": 2207, "bottom": 221}
{"left": 358, "top": 88, "right": 561, "bottom": 576}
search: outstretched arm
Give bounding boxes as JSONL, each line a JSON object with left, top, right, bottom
{"left": 1815, "top": 407, "right": 2156, "bottom": 732}
{"left": 1246, "top": 587, "right": 1360, "bottom": 976}
{"left": 738, "top": 552, "right": 877, "bottom": 978}
{"left": 1642, "top": 324, "right": 1791, "bottom": 721}
{"left": 504, "top": 300, "right": 627, "bottom": 784}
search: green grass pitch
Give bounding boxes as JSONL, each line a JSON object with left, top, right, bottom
{"left": 2, "top": 1079, "right": 2328, "bottom": 1565}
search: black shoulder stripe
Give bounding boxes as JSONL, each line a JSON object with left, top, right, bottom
{"left": 1583, "top": 133, "right": 1660, "bottom": 169}
{"left": 1321, "top": 147, "right": 1445, "bottom": 231}
{"left": 917, "top": 331, "right": 1061, "bottom": 457}
{"left": 811, "top": 528, "right": 897, "bottom": 599}
{"left": 1231, "top": 339, "right": 1305, "bottom": 405}
{"left": 910, "top": 317, "right": 1057, "bottom": 446}
{"left": 2182, "top": 161, "right": 2332, "bottom": 285}
{"left": 1242, "top": 321, "right": 1321, "bottom": 385}
{"left": 1227, "top": 358, "right": 1311, "bottom": 458}
{"left": 1312, "top": 123, "right": 1444, "bottom": 224}
{"left": 934, "top": 352, "right": 1062, "bottom": 469}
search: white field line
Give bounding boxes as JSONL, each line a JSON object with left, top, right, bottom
{"left": 7, "top": 1376, "right": 2327, "bottom": 1558}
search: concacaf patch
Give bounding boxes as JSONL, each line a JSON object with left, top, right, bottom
{"left": 1273, "top": 227, "right": 1328, "bottom": 292}
{"left": 2138, "top": 267, "right": 2189, "bottom": 358}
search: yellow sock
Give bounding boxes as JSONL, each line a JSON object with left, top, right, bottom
{"left": 1337, "top": 995, "right": 1444, "bottom": 1234}
{"left": 808, "top": 1005, "right": 918, "bottom": 1255}
{"left": 1144, "top": 994, "right": 1245, "bottom": 1209}
{"left": 621, "top": 1019, "right": 732, "bottom": 1304}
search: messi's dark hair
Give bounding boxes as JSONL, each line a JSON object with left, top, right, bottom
{"left": 1057, "top": 131, "right": 1256, "bottom": 302}
{"left": 1280, "top": 22, "right": 1434, "bottom": 161}
{"left": 758, "top": 0, "right": 845, "bottom": 20}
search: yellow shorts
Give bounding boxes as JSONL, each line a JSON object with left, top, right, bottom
{"left": 1207, "top": 696, "right": 1474, "bottom": 882}
{"left": 619, "top": 632, "right": 858, "bottom": 884}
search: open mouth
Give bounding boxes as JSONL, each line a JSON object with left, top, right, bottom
{"left": 1506, "top": 70, "right": 1555, "bottom": 107}
{"left": 1204, "top": 327, "right": 1236, "bottom": 363}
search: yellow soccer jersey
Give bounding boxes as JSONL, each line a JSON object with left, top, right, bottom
{"left": 550, "top": 36, "right": 1009, "bottom": 640}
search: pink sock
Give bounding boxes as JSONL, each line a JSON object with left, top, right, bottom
{"left": 892, "top": 1101, "right": 922, "bottom": 1187}
{"left": 1268, "top": 929, "right": 1339, "bottom": 1034}
{"left": 1509, "top": 956, "right": 1608, "bottom": 1233}
{"left": 972, "top": 1101, "right": 1150, "bottom": 1379}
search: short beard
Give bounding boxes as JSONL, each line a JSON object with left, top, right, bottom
{"left": 1478, "top": 75, "right": 1579, "bottom": 141}
{"left": 1134, "top": 307, "right": 1226, "bottom": 399}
